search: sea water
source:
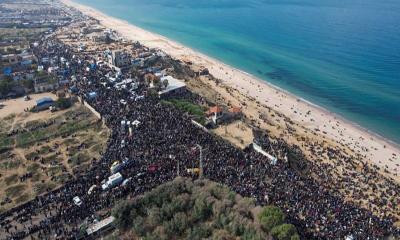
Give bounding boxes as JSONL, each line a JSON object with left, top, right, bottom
{"left": 77, "top": 0, "right": 400, "bottom": 143}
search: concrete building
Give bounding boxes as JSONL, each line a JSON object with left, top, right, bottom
{"left": 157, "top": 75, "right": 186, "bottom": 97}
{"left": 206, "top": 106, "right": 224, "bottom": 125}
{"left": 108, "top": 51, "right": 131, "bottom": 68}
{"left": 107, "top": 50, "right": 130, "bottom": 68}
{"left": 34, "top": 78, "right": 59, "bottom": 93}
{"left": 1, "top": 54, "right": 19, "bottom": 65}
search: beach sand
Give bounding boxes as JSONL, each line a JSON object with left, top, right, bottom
{"left": 62, "top": 0, "right": 399, "bottom": 183}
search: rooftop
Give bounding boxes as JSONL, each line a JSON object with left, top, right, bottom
{"left": 86, "top": 216, "right": 115, "bottom": 235}
{"left": 206, "top": 106, "right": 223, "bottom": 116}
{"left": 158, "top": 76, "right": 186, "bottom": 95}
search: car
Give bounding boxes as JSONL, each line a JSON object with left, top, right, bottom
{"left": 88, "top": 185, "right": 97, "bottom": 195}
{"left": 110, "top": 161, "right": 122, "bottom": 174}
{"left": 136, "top": 172, "right": 145, "bottom": 178}
{"left": 121, "top": 177, "right": 132, "bottom": 186}
{"left": 73, "top": 196, "right": 82, "bottom": 206}
{"left": 101, "top": 182, "right": 109, "bottom": 191}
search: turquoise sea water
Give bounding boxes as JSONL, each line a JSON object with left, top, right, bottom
{"left": 76, "top": 0, "right": 400, "bottom": 143}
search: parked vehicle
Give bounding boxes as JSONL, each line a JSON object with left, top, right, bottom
{"left": 101, "top": 172, "right": 123, "bottom": 191}
{"left": 73, "top": 196, "right": 82, "bottom": 206}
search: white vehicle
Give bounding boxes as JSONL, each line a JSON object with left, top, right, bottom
{"left": 121, "top": 177, "right": 132, "bottom": 186}
{"left": 88, "top": 185, "right": 97, "bottom": 195}
{"left": 73, "top": 196, "right": 82, "bottom": 206}
{"left": 110, "top": 161, "right": 122, "bottom": 174}
{"left": 132, "top": 120, "right": 141, "bottom": 128}
{"left": 135, "top": 95, "right": 144, "bottom": 101}
{"left": 136, "top": 172, "right": 145, "bottom": 178}
{"left": 121, "top": 120, "right": 126, "bottom": 133}
{"left": 101, "top": 182, "right": 109, "bottom": 191}
{"left": 102, "top": 172, "right": 123, "bottom": 191}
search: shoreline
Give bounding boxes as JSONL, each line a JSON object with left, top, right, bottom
{"left": 62, "top": 0, "right": 400, "bottom": 179}
{"left": 210, "top": 57, "right": 400, "bottom": 149}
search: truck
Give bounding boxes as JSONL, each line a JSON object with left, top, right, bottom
{"left": 101, "top": 172, "right": 123, "bottom": 191}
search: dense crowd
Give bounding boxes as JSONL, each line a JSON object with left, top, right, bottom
{"left": 0, "top": 33, "right": 399, "bottom": 240}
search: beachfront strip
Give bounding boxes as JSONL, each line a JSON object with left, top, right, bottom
{"left": 0, "top": 1, "right": 400, "bottom": 239}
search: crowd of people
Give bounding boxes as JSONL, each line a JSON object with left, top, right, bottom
{"left": 0, "top": 28, "right": 399, "bottom": 240}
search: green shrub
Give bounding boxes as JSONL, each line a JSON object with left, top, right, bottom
{"left": 271, "top": 224, "right": 298, "bottom": 240}
{"left": 112, "top": 201, "right": 134, "bottom": 231}
{"left": 4, "top": 174, "right": 19, "bottom": 185}
{"left": 258, "top": 206, "right": 285, "bottom": 232}
{"left": 56, "top": 97, "right": 72, "bottom": 109}
{"left": 5, "top": 184, "right": 26, "bottom": 198}
{"left": 193, "top": 197, "right": 212, "bottom": 222}
{"left": 187, "top": 224, "right": 211, "bottom": 240}
{"left": 290, "top": 234, "right": 301, "bottom": 240}
{"left": 161, "top": 99, "right": 206, "bottom": 124}
{"left": 111, "top": 178, "right": 294, "bottom": 239}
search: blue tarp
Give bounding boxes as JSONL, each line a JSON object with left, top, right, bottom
{"left": 36, "top": 97, "right": 54, "bottom": 106}
{"left": 87, "top": 92, "right": 97, "bottom": 99}
{"left": 3, "top": 67, "right": 12, "bottom": 76}
{"left": 69, "top": 86, "right": 78, "bottom": 93}
{"left": 21, "top": 60, "right": 32, "bottom": 66}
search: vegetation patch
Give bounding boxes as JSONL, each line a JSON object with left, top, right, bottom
{"left": 110, "top": 178, "right": 299, "bottom": 240}
{"left": 0, "top": 133, "right": 14, "bottom": 150}
{"left": 161, "top": 99, "right": 206, "bottom": 124}
{"left": 0, "top": 105, "right": 109, "bottom": 212}
{"left": 33, "top": 182, "right": 56, "bottom": 195}
{"left": 15, "top": 193, "right": 31, "bottom": 204}
{"left": 5, "top": 184, "right": 26, "bottom": 198}
{"left": 25, "top": 151, "right": 39, "bottom": 160}
{"left": 0, "top": 159, "right": 22, "bottom": 170}
{"left": 4, "top": 174, "right": 19, "bottom": 185}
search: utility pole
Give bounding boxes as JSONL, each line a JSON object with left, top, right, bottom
{"left": 195, "top": 144, "right": 203, "bottom": 179}
{"left": 177, "top": 160, "right": 180, "bottom": 176}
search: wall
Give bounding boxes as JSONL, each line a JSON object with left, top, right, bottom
{"left": 78, "top": 96, "right": 102, "bottom": 120}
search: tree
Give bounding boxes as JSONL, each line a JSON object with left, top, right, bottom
{"left": 162, "top": 79, "right": 168, "bottom": 89}
{"left": 21, "top": 79, "right": 34, "bottom": 90}
{"left": 270, "top": 224, "right": 298, "bottom": 240}
{"left": 211, "top": 229, "right": 236, "bottom": 240}
{"left": 193, "top": 197, "right": 212, "bottom": 222}
{"left": 112, "top": 201, "right": 133, "bottom": 231}
{"left": 290, "top": 234, "right": 300, "bottom": 240}
{"left": 258, "top": 206, "right": 285, "bottom": 232}
{"left": 153, "top": 77, "right": 162, "bottom": 91}
{"left": 55, "top": 97, "right": 72, "bottom": 109}
{"left": 0, "top": 76, "right": 15, "bottom": 96}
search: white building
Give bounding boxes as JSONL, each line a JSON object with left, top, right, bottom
{"left": 158, "top": 76, "right": 186, "bottom": 97}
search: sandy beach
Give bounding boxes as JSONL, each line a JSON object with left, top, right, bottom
{"left": 62, "top": 0, "right": 399, "bottom": 182}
